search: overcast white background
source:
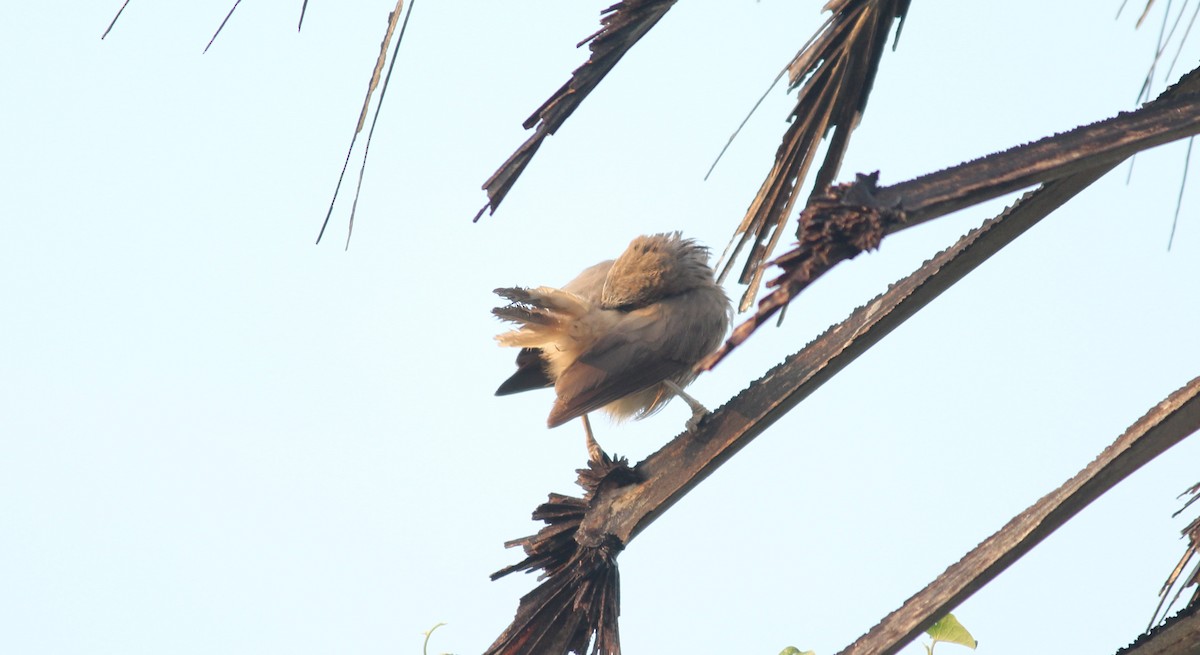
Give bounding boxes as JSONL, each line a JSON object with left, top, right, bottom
{"left": 3, "top": 2, "right": 1199, "bottom": 654}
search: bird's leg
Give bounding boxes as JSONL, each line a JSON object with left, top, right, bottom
{"left": 663, "top": 380, "right": 709, "bottom": 431}
{"left": 581, "top": 414, "right": 607, "bottom": 463}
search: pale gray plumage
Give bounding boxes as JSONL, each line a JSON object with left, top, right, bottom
{"left": 493, "top": 232, "right": 731, "bottom": 430}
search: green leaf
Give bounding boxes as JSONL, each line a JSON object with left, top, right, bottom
{"left": 926, "top": 614, "right": 977, "bottom": 650}
{"left": 778, "top": 648, "right": 815, "bottom": 655}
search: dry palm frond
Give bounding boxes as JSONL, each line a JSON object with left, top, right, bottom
{"left": 720, "top": 0, "right": 912, "bottom": 312}
{"left": 702, "top": 65, "right": 1200, "bottom": 368}
{"left": 204, "top": 0, "right": 244, "bottom": 53}
{"left": 101, "top": 1, "right": 311, "bottom": 44}
{"left": 315, "top": 0, "right": 414, "bottom": 248}
{"left": 485, "top": 454, "right": 636, "bottom": 655}
{"left": 1149, "top": 482, "right": 1200, "bottom": 628}
{"left": 569, "top": 152, "right": 1125, "bottom": 556}
{"left": 1130, "top": 0, "right": 1200, "bottom": 103}
{"left": 101, "top": 0, "right": 132, "bottom": 40}
{"left": 475, "top": 0, "right": 677, "bottom": 222}
{"left": 488, "top": 165, "right": 1200, "bottom": 654}
{"left": 1124, "top": 0, "right": 1200, "bottom": 250}
{"left": 102, "top": 0, "right": 311, "bottom": 44}
{"left": 487, "top": 151, "right": 1112, "bottom": 655}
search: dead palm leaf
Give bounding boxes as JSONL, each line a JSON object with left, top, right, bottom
{"left": 475, "top": 0, "right": 678, "bottom": 222}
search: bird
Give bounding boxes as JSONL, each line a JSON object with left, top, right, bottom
{"left": 492, "top": 232, "right": 732, "bottom": 460}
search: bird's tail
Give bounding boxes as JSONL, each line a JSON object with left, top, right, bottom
{"left": 492, "top": 286, "right": 591, "bottom": 349}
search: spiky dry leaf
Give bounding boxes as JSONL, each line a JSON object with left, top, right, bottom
{"left": 719, "top": 0, "right": 911, "bottom": 312}
{"left": 485, "top": 455, "right": 637, "bottom": 655}
{"left": 1150, "top": 482, "right": 1200, "bottom": 628}
{"left": 475, "top": 0, "right": 677, "bottom": 221}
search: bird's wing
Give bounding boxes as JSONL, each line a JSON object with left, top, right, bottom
{"left": 546, "top": 304, "right": 694, "bottom": 428}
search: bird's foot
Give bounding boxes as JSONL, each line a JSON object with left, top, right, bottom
{"left": 581, "top": 415, "right": 609, "bottom": 463}
{"left": 664, "top": 380, "right": 710, "bottom": 432}
{"left": 685, "top": 406, "right": 710, "bottom": 432}
{"left": 586, "top": 439, "right": 608, "bottom": 464}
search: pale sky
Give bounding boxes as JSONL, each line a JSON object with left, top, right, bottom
{"left": 3, "top": 2, "right": 1199, "bottom": 654}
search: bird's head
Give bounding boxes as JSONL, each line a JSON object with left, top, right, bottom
{"left": 600, "top": 232, "right": 716, "bottom": 311}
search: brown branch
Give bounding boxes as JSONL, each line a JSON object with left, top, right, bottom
{"left": 836, "top": 376, "right": 1200, "bottom": 655}
{"left": 873, "top": 96, "right": 1200, "bottom": 229}
{"left": 475, "top": 0, "right": 677, "bottom": 221}
{"left": 485, "top": 28, "right": 1200, "bottom": 655}
{"left": 702, "top": 65, "right": 1200, "bottom": 368}
{"left": 720, "top": 0, "right": 912, "bottom": 312}
{"left": 486, "top": 153, "right": 1113, "bottom": 653}
{"left": 592, "top": 168, "right": 1115, "bottom": 546}
{"left": 1121, "top": 603, "right": 1200, "bottom": 655}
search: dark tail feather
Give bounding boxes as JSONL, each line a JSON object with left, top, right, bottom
{"left": 496, "top": 348, "right": 553, "bottom": 395}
